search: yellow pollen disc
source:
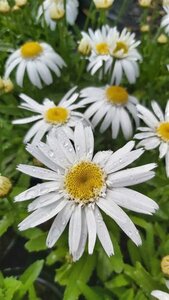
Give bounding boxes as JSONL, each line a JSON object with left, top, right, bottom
{"left": 96, "top": 42, "right": 109, "bottom": 55}
{"left": 106, "top": 86, "right": 128, "bottom": 105}
{"left": 156, "top": 122, "right": 169, "bottom": 142}
{"left": 113, "top": 41, "right": 128, "bottom": 56}
{"left": 44, "top": 107, "right": 69, "bottom": 124}
{"left": 21, "top": 42, "right": 43, "bottom": 58}
{"left": 64, "top": 161, "right": 104, "bottom": 203}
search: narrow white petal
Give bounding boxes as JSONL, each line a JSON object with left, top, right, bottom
{"left": 159, "top": 143, "right": 168, "bottom": 159}
{"left": 94, "top": 206, "right": 114, "bottom": 256}
{"left": 72, "top": 209, "right": 88, "bottom": 261}
{"left": 69, "top": 205, "right": 82, "bottom": 254}
{"left": 137, "top": 137, "right": 160, "bottom": 150}
{"left": 105, "top": 148, "right": 144, "bottom": 174}
{"left": 23, "top": 120, "right": 45, "bottom": 144}
{"left": 134, "top": 132, "right": 156, "bottom": 139}
{"left": 74, "top": 122, "right": 86, "bottom": 159}
{"left": 28, "top": 193, "right": 63, "bottom": 212}
{"left": 107, "top": 188, "right": 158, "bottom": 214}
{"left": 5, "top": 57, "right": 22, "bottom": 78}
{"left": 151, "top": 290, "right": 169, "bottom": 300}
{"left": 26, "top": 143, "right": 61, "bottom": 172}
{"left": 15, "top": 181, "right": 60, "bottom": 202}
{"left": 97, "top": 198, "right": 142, "bottom": 246}
{"left": 16, "top": 60, "right": 27, "bottom": 87}
{"left": 85, "top": 206, "right": 97, "bottom": 255}
{"left": 111, "top": 108, "right": 120, "bottom": 139}
{"left": 165, "top": 151, "right": 169, "bottom": 177}
{"left": 35, "top": 60, "right": 53, "bottom": 85}
{"left": 54, "top": 129, "right": 76, "bottom": 163}
{"left": 137, "top": 104, "right": 159, "bottom": 128}
{"left": 120, "top": 108, "right": 133, "bottom": 140}
{"left": 46, "top": 202, "right": 74, "bottom": 248}
{"left": 93, "top": 150, "right": 113, "bottom": 167}
{"left": 151, "top": 101, "right": 164, "bottom": 122}
{"left": 26, "top": 61, "right": 42, "bottom": 89}
{"left": 107, "top": 163, "right": 156, "bottom": 187}
{"left": 17, "top": 164, "right": 59, "bottom": 181}
{"left": 13, "top": 115, "right": 42, "bottom": 125}
{"left": 19, "top": 200, "right": 67, "bottom": 230}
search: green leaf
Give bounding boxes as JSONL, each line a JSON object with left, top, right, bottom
{"left": 77, "top": 281, "right": 102, "bottom": 300}
{"left": 46, "top": 247, "right": 67, "bottom": 265}
{"left": 0, "top": 212, "right": 14, "bottom": 237}
{"left": 57, "top": 254, "right": 96, "bottom": 300}
{"left": 25, "top": 232, "right": 47, "bottom": 252}
{"left": 17, "top": 260, "right": 44, "bottom": 299}
{"left": 3, "top": 277, "right": 22, "bottom": 300}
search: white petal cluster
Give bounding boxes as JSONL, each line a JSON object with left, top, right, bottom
{"left": 15, "top": 122, "right": 158, "bottom": 261}
{"left": 80, "top": 85, "right": 139, "bottom": 139}
{"left": 13, "top": 87, "right": 87, "bottom": 144}
{"left": 37, "top": 0, "right": 79, "bottom": 31}
{"left": 135, "top": 101, "right": 169, "bottom": 177}
{"left": 161, "top": 6, "right": 169, "bottom": 35}
{"left": 4, "top": 41, "right": 66, "bottom": 88}
{"left": 80, "top": 26, "right": 141, "bottom": 85}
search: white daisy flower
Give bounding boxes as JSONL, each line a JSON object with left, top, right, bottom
{"left": 151, "top": 281, "right": 169, "bottom": 300}
{"left": 83, "top": 26, "right": 141, "bottom": 85}
{"left": 93, "top": 0, "right": 115, "bottom": 9}
{"left": 15, "top": 122, "right": 158, "bottom": 261}
{"left": 111, "top": 28, "right": 141, "bottom": 84}
{"left": 12, "top": 87, "right": 86, "bottom": 144}
{"left": 161, "top": 6, "right": 169, "bottom": 35}
{"left": 37, "top": 0, "right": 79, "bottom": 31}
{"left": 80, "top": 85, "right": 139, "bottom": 140}
{"left": 85, "top": 25, "right": 118, "bottom": 76}
{"left": 135, "top": 101, "right": 169, "bottom": 177}
{"left": 4, "top": 41, "right": 66, "bottom": 88}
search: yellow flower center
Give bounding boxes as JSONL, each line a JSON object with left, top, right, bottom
{"left": 44, "top": 107, "right": 69, "bottom": 124}
{"left": 106, "top": 86, "right": 128, "bottom": 105}
{"left": 156, "top": 122, "right": 169, "bottom": 142}
{"left": 113, "top": 41, "right": 128, "bottom": 57}
{"left": 21, "top": 42, "right": 43, "bottom": 58}
{"left": 96, "top": 42, "right": 109, "bottom": 55}
{"left": 64, "top": 161, "right": 105, "bottom": 204}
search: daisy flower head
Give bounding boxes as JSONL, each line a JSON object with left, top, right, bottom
{"left": 111, "top": 28, "right": 141, "bottom": 84}
{"left": 37, "top": 0, "right": 79, "bottom": 31}
{"left": 135, "top": 100, "right": 169, "bottom": 177}
{"left": 4, "top": 41, "right": 66, "bottom": 88}
{"left": 93, "top": 0, "right": 115, "bottom": 9}
{"left": 161, "top": 6, "right": 169, "bottom": 35}
{"left": 12, "top": 87, "right": 87, "bottom": 144}
{"left": 15, "top": 122, "right": 158, "bottom": 261}
{"left": 84, "top": 26, "right": 141, "bottom": 85}
{"left": 80, "top": 85, "right": 139, "bottom": 140}
{"left": 151, "top": 281, "right": 169, "bottom": 299}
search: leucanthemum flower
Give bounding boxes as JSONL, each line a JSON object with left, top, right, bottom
{"left": 161, "top": 6, "right": 169, "bottom": 35}
{"left": 93, "top": 0, "right": 115, "bottom": 9}
{"left": 37, "top": 0, "right": 79, "bottom": 31}
{"left": 135, "top": 101, "right": 169, "bottom": 177}
{"left": 80, "top": 85, "right": 139, "bottom": 139}
{"left": 151, "top": 281, "right": 169, "bottom": 300}
{"left": 15, "top": 122, "right": 158, "bottom": 261}
{"left": 4, "top": 41, "right": 66, "bottom": 88}
{"left": 13, "top": 87, "right": 87, "bottom": 144}
{"left": 83, "top": 26, "right": 141, "bottom": 85}
{"left": 111, "top": 28, "right": 141, "bottom": 84}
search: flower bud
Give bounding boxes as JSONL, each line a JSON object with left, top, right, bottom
{"left": 0, "top": 176, "right": 12, "bottom": 197}
{"left": 161, "top": 256, "right": 169, "bottom": 275}
{"left": 93, "top": 0, "right": 115, "bottom": 9}
{"left": 140, "top": 24, "right": 150, "bottom": 32}
{"left": 139, "top": 0, "right": 152, "bottom": 7}
{"left": 78, "top": 37, "right": 92, "bottom": 56}
{"left": 3, "top": 78, "right": 14, "bottom": 93}
{"left": 157, "top": 34, "right": 168, "bottom": 44}
{"left": 0, "top": 0, "right": 10, "bottom": 13}
{"left": 50, "top": 6, "right": 65, "bottom": 20}
{"left": 15, "top": 0, "right": 27, "bottom": 7}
